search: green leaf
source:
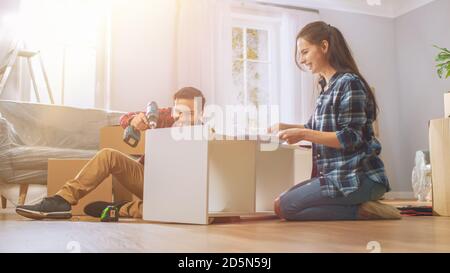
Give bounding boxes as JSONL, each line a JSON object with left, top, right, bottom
{"left": 434, "top": 45, "right": 450, "bottom": 54}
{"left": 434, "top": 45, "right": 450, "bottom": 79}
{"left": 436, "top": 61, "right": 450, "bottom": 69}
{"left": 438, "top": 67, "right": 444, "bottom": 78}
{"left": 436, "top": 52, "right": 450, "bottom": 62}
{"left": 444, "top": 61, "right": 450, "bottom": 71}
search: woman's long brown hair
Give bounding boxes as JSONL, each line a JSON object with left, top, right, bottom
{"left": 296, "top": 21, "right": 378, "bottom": 120}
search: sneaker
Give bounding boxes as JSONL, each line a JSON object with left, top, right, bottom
{"left": 83, "top": 200, "right": 128, "bottom": 218}
{"left": 16, "top": 195, "right": 72, "bottom": 220}
{"left": 358, "top": 201, "right": 402, "bottom": 220}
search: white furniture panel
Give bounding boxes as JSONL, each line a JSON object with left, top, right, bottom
{"left": 143, "top": 127, "right": 209, "bottom": 225}
{"left": 143, "top": 126, "right": 310, "bottom": 224}
{"left": 208, "top": 140, "right": 256, "bottom": 214}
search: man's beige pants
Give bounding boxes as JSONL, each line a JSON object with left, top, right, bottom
{"left": 56, "top": 148, "right": 144, "bottom": 218}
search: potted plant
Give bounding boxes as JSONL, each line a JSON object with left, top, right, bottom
{"left": 434, "top": 45, "right": 450, "bottom": 117}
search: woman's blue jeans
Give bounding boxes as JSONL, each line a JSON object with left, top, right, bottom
{"left": 279, "top": 174, "right": 387, "bottom": 221}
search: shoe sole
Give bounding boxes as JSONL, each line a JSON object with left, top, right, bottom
{"left": 360, "top": 202, "right": 402, "bottom": 220}
{"left": 16, "top": 208, "right": 72, "bottom": 220}
{"left": 83, "top": 201, "right": 111, "bottom": 218}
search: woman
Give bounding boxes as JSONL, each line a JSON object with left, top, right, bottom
{"left": 272, "top": 21, "right": 401, "bottom": 221}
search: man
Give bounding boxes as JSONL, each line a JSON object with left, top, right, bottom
{"left": 16, "top": 87, "right": 206, "bottom": 220}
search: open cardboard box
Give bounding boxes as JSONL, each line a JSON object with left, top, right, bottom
{"left": 444, "top": 93, "right": 450, "bottom": 118}
{"left": 100, "top": 126, "right": 145, "bottom": 155}
{"left": 47, "top": 159, "right": 112, "bottom": 216}
{"left": 100, "top": 126, "right": 143, "bottom": 203}
{"left": 429, "top": 118, "right": 450, "bottom": 216}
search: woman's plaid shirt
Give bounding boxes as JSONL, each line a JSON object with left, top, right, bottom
{"left": 305, "top": 73, "right": 391, "bottom": 198}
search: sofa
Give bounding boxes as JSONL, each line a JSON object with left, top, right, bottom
{"left": 0, "top": 100, "right": 125, "bottom": 207}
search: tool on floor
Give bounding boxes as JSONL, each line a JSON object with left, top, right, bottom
{"left": 100, "top": 205, "right": 119, "bottom": 222}
{"left": 123, "top": 101, "right": 159, "bottom": 147}
{"left": 397, "top": 205, "right": 433, "bottom": 216}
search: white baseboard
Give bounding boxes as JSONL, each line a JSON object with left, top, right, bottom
{"left": 383, "top": 191, "right": 415, "bottom": 200}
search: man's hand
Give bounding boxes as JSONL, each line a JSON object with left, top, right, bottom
{"left": 130, "top": 112, "right": 150, "bottom": 131}
{"left": 278, "top": 128, "right": 309, "bottom": 145}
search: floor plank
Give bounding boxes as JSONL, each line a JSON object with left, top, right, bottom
{"left": 1, "top": 202, "right": 448, "bottom": 253}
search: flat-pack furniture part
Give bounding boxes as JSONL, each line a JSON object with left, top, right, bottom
{"left": 143, "top": 126, "right": 311, "bottom": 225}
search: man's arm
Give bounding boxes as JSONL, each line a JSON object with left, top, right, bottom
{"left": 119, "top": 112, "right": 142, "bottom": 129}
{"left": 119, "top": 107, "right": 174, "bottom": 165}
{"left": 157, "top": 108, "right": 175, "bottom": 129}
{"left": 119, "top": 108, "right": 175, "bottom": 130}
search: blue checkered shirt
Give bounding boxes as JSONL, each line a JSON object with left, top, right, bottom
{"left": 304, "top": 73, "right": 391, "bottom": 198}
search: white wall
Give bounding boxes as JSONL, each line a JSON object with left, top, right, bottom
{"left": 109, "top": 0, "right": 178, "bottom": 112}
{"left": 258, "top": 0, "right": 436, "bottom": 18}
{"left": 391, "top": 0, "right": 436, "bottom": 17}
{"left": 318, "top": 9, "right": 404, "bottom": 193}
{"left": 394, "top": 0, "right": 450, "bottom": 192}
{"left": 319, "top": 0, "right": 450, "bottom": 194}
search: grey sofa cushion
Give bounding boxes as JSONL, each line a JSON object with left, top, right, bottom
{"left": 0, "top": 100, "right": 126, "bottom": 185}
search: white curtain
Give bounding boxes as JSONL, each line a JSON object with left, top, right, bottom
{"left": 176, "top": 0, "right": 233, "bottom": 106}
{"left": 279, "top": 9, "right": 320, "bottom": 125}
{"left": 176, "top": 0, "right": 320, "bottom": 125}
{"left": 0, "top": 1, "right": 22, "bottom": 101}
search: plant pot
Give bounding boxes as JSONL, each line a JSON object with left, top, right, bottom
{"left": 445, "top": 92, "right": 450, "bottom": 118}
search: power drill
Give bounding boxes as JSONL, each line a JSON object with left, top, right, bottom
{"left": 123, "top": 101, "right": 159, "bottom": 147}
{"left": 100, "top": 206, "right": 119, "bottom": 222}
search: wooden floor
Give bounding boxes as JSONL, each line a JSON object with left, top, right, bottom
{"left": 1, "top": 201, "right": 448, "bottom": 253}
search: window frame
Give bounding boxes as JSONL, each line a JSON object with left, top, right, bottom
{"left": 230, "top": 13, "right": 281, "bottom": 109}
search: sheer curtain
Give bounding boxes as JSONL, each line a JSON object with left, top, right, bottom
{"left": 176, "top": 0, "right": 233, "bottom": 107}
{"left": 279, "top": 8, "right": 320, "bottom": 125}
{"left": 176, "top": 0, "right": 319, "bottom": 125}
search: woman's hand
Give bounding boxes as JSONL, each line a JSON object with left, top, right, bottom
{"left": 268, "top": 123, "right": 303, "bottom": 134}
{"left": 130, "top": 113, "right": 150, "bottom": 131}
{"left": 278, "top": 128, "right": 342, "bottom": 149}
{"left": 278, "top": 128, "right": 309, "bottom": 145}
{"left": 268, "top": 123, "right": 286, "bottom": 134}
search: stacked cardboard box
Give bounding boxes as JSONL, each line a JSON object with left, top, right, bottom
{"left": 100, "top": 126, "right": 144, "bottom": 203}
{"left": 47, "top": 159, "right": 112, "bottom": 216}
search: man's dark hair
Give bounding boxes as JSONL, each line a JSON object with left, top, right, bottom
{"left": 173, "top": 87, "right": 206, "bottom": 109}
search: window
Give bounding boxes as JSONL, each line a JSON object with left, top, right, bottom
{"left": 231, "top": 13, "right": 280, "bottom": 129}
{"left": 19, "top": 0, "right": 109, "bottom": 108}
{"left": 232, "top": 27, "right": 270, "bottom": 108}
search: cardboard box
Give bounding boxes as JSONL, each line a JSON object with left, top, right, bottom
{"left": 47, "top": 159, "right": 112, "bottom": 216}
{"left": 100, "top": 126, "right": 143, "bottom": 202}
{"left": 429, "top": 118, "right": 450, "bottom": 216}
{"left": 100, "top": 126, "right": 145, "bottom": 155}
{"left": 444, "top": 93, "right": 450, "bottom": 118}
